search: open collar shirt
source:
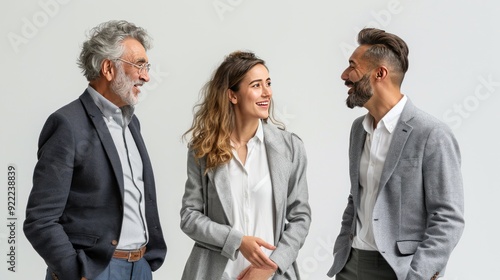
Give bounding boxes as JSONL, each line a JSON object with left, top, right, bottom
{"left": 88, "top": 85, "right": 148, "bottom": 250}
{"left": 353, "top": 95, "right": 407, "bottom": 251}
{"left": 223, "top": 120, "right": 275, "bottom": 279}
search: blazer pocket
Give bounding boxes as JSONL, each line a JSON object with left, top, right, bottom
{"left": 396, "top": 240, "right": 421, "bottom": 256}
{"left": 67, "top": 232, "right": 100, "bottom": 249}
{"left": 399, "top": 158, "right": 419, "bottom": 167}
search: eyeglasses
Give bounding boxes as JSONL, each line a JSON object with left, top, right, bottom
{"left": 115, "top": 58, "right": 151, "bottom": 74}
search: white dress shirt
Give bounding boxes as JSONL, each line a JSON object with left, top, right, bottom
{"left": 223, "top": 120, "right": 275, "bottom": 279}
{"left": 353, "top": 95, "right": 407, "bottom": 251}
{"left": 87, "top": 86, "right": 148, "bottom": 250}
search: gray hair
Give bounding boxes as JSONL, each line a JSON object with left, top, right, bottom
{"left": 77, "top": 20, "right": 152, "bottom": 81}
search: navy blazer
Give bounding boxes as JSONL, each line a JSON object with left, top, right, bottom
{"left": 24, "top": 90, "right": 167, "bottom": 280}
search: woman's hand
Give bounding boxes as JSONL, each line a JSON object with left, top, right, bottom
{"left": 239, "top": 236, "right": 277, "bottom": 270}
{"left": 237, "top": 265, "right": 276, "bottom": 280}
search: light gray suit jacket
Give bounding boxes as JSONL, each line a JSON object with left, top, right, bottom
{"left": 180, "top": 121, "right": 311, "bottom": 279}
{"left": 327, "top": 99, "right": 464, "bottom": 280}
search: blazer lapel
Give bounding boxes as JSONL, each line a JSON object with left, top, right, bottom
{"left": 128, "top": 117, "right": 155, "bottom": 194}
{"left": 79, "top": 91, "right": 125, "bottom": 196}
{"left": 263, "top": 123, "right": 292, "bottom": 243}
{"left": 350, "top": 119, "right": 366, "bottom": 204}
{"left": 207, "top": 164, "right": 233, "bottom": 225}
{"left": 204, "top": 122, "right": 292, "bottom": 235}
{"left": 378, "top": 100, "right": 415, "bottom": 190}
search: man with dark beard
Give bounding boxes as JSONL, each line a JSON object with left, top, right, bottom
{"left": 24, "top": 20, "right": 166, "bottom": 280}
{"left": 327, "top": 28, "right": 464, "bottom": 280}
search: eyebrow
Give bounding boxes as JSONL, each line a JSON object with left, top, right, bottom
{"left": 248, "top": 77, "right": 271, "bottom": 85}
{"left": 133, "top": 57, "right": 148, "bottom": 64}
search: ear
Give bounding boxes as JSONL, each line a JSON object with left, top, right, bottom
{"left": 227, "top": 89, "right": 237, "bottom": 104}
{"left": 101, "top": 59, "right": 114, "bottom": 82}
{"left": 375, "top": 66, "right": 388, "bottom": 81}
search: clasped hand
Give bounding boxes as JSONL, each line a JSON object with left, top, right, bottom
{"left": 237, "top": 236, "right": 277, "bottom": 280}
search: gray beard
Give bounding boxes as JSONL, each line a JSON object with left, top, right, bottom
{"left": 111, "top": 66, "right": 139, "bottom": 106}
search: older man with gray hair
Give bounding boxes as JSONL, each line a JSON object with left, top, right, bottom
{"left": 24, "top": 20, "right": 167, "bottom": 280}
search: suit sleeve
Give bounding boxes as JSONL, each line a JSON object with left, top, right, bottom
{"left": 269, "top": 134, "right": 312, "bottom": 275}
{"left": 405, "top": 125, "right": 465, "bottom": 279}
{"left": 180, "top": 149, "right": 244, "bottom": 260}
{"left": 23, "top": 112, "right": 82, "bottom": 280}
{"left": 334, "top": 194, "right": 354, "bottom": 252}
{"left": 334, "top": 118, "right": 358, "bottom": 255}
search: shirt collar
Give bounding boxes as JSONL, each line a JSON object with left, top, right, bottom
{"left": 245, "top": 120, "right": 265, "bottom": 149}
{"left": 87, "top": 85, "right": 135, "bottom": 127}
{"left": 363, "top": 94, "right": 408, "bottom": 134}
{"left": 254, "top": 120, "right": 264, "bottom": 143}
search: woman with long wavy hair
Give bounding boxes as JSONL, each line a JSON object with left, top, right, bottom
{"left": 180, "top": 51, "right": 311, "bottom": 280}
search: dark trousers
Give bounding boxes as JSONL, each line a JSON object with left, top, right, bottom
{"left": 336, "top": 248, "right": 397, "bottom": 280}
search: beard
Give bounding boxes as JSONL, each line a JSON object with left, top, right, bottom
{"left": 346, "top": 73, "right": 373, "bottom": 109}
{"left": 110, "top": 65, "right": 142, "bottom": 106}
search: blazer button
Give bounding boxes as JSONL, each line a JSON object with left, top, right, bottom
{"left": 349, "top": 234, "right": 354, "bottom": 240}
{"left": 111, "top": 240, "right": 118, "bottom": 246}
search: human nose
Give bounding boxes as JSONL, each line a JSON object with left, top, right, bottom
{"left": 140, "top": 70, "right": 150, "bottom": 83}
{"left": 263, "top": 85, "right": 272, "bottom": 98}
{"left": 341, "top": 67, "right": 350, "bottom": 81}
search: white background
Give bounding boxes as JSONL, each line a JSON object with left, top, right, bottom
{"left": 1, "top": 0, "right": 499, "bottom": 279}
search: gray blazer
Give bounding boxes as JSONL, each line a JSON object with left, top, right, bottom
{"left": 327, "top": 99, "right": 465, "bottom": 280}
{"left": 180, "top": 121, "right": 311, "bottom": 280}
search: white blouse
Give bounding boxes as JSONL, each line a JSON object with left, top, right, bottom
{"left": 223, "top": 121, "right": 275, "bottom": 279}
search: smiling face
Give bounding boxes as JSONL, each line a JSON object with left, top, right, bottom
{"left": 346, "top": 71, "right": 373, "bottom": 109}
{"left": 341, "top": 45, "right": 375, "bottom": 108}
{"left": 229, "top": 63, "right": 272, "bottom": 123}
{"left": 111, "top": 38, "right": 150, "bottom": 106}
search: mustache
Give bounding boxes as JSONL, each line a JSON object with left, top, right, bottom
{"left": 344, "top": 80, "right": 354, "bottom": 87}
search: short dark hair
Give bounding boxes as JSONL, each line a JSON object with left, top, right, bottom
{"left": 358, "top": 28, "right": 409, "bottom": 85}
